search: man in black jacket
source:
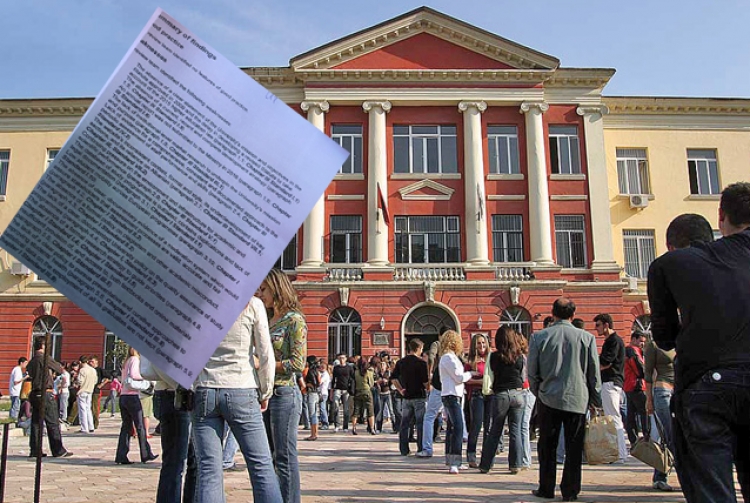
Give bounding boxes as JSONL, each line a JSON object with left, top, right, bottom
{"left": 649, "top": 182, "right": 750, "bottom": 503}
{"left": 331, "top": 354, "right": 354, "bottom": 432}
{"left": 26, "top": 337, "right": 72, "bottom": 458}
{"left": 595, "top": 313, "right": 627, "bottom": 462}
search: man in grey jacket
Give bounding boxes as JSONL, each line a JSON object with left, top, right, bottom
{"left": 528, "top": 298, "right": 602, "bottom": 502}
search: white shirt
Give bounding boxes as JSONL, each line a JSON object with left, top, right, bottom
{"left": 319, "top": 369, "right": 331, "bottom": 397}
{"left": 9, "top": 365, "right": 24, "bottom": 397}
{"left": 439, "top": 352, "right": 472, "bottom": 397}
{"left": 195, "top": 296, "right": 276, "bottom": 401}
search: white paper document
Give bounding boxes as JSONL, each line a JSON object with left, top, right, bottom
{"left": 0, "top": 9, "right": 348, "bottom": 388}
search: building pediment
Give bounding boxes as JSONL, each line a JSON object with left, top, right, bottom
{"left": 398, "top": 179, "right": 455, "bottom": 201}
{"left": 291, "top": 7, "right": 559, "bottom": 72}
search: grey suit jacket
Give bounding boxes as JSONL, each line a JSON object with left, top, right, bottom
{"left": 528, "top": 319, "right": 602, "bottom": 414}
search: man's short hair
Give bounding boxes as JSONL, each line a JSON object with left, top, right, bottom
{"left": 407, "top": 338, "right": 424, "bottom": 354}
{"left": 542, "top": 316, "right": 555, "bottom": 328}
{"left": 593, "top": 313, "right": 614, "bottom": 330}
{"left": 631, "top": 331, "right": 647, "bottom": 341}
{"left": 720, "top": 182, "right": 750, "bottom": 228}
{"left": 552, "top": 298, "right": 576, "bottom": 320}
{"left": 33, "top": 337, "right": 45, "bottom": 351}
{"left": 18, "top": 357, "right": 27, "bottom": 365}
{"left": 666, "top": 213, "right": 714, "bottom": 249}
{"left": 572, "top": 318, "right": 585, "bottom": 329}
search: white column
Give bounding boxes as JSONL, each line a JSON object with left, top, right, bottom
{"left": 299, "top": 101, "right": 329, "bottom": 268}
{"left": 577, "top": 105, "right": 618, "bottom": 270}
{"left": 363, "top": 101, "right": 392, "bottom": 267}
{"left": 520, "top": 102, "right": 554, "bottom": 266}
{"left": 459, "top": 101, "right": 489, "bottom": 265}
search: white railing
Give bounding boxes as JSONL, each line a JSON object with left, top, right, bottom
{"left": 393, "top": 265, "right": 466, "bottom": 281}
{"left": 495, "top": 265, "right": 534, "bottom": 281}
{"left": 326, "top": 267, "right": 364, "bottom": 282}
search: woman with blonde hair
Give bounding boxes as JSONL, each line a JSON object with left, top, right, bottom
{"left": 115, "top": 346, "right": 157, "bottom": 464}
{"left": 258, "top": 268, "right": 306, "bottom": 503}
{"left": 439, "top": 330, "right": 474, "bottom": 474}
{"left": 465, "top": 333, "right": 490, "bottom": 467}
{"left": 478, "top": 325, "right": 526, "bottom": 474}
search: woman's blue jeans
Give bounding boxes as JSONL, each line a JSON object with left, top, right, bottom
{"left": 467, "top": 390, "right": 491, "bottom": 464}
{"left": 442, "top": 395, "right": 464, "bottom": 468}
{"left": 479, "top": 389, "right": 524, "bottom": 471}
{"left": 268, "top": 385, "right": 303, "bottom": 503}
{"left": 192, "top": 388, "right": 281, "bottom": 503}
{"left": 652, "top": 387, "right": 673, "bottom": 483}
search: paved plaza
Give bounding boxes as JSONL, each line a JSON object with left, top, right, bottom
{"left": 0, "top": 415, "right": 690, "bottom": 503}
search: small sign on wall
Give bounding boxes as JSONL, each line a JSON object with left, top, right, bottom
{"left": 372, "top": 332, "right": 390, "bottom": 346}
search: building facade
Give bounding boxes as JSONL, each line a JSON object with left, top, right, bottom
{"left": 1, "top": 7, "right": 749, "bottom": 391}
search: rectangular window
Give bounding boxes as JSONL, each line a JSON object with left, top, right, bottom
{"left": 687, "top": 149, "right": 720, "bottom": 195}
{"left": 0, "top": 150, "right": 9, "bottom": 196}
{"left": 46, "top": 149, "right": 59, "bottom": 171}
{"left": 548, "top": 126, "right": 581, "bottom": 174}
{"left": 616, "top": 148, "right": 650, "bottom": 194}
{"left": 393, "top": 125, "right": 457, "bottom": 174}
{"left": 274, "top": 235, "right": 298, "bottom": 271}
{"left": 394, "top": 215, "right": 460, "bottom": 263}
{"left": 332, "top": 125, "right": 363, "bottom": 174}
{"left": 554, "top": 215, "right": 587, "bottom": 268}
{"left": 104, "top": 331, "right": 125, "bottom": 373}
{"left": 491, "top": 214, "right": 524, "bottom": 262}
{"left": 623, "top": 230, "right": 656, "bottom": 279}
{"left": 330, "top": 215, "right": 362, "bottom": 263}
{"left": 488, "top": 126, "right": 520, "bottom": 174}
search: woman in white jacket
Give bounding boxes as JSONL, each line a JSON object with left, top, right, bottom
{"left": 191, "top": 296, "right": 282, "bottom": 503}
{"left": 439, "top": 330, "right": 474, "bottom": 474}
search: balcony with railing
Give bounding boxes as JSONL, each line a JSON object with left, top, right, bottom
{"left": 325, "top": 266, "right": 365, "bottom": 282}
{"left": 392, "top": 264, "right": 466, "bottom": 281}
{"left": 494, "top": 263, "right": 535, "bottom": 282}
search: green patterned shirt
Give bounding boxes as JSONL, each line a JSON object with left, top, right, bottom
{"left": 270, "top": 310, "right": 307, "bottom": 387}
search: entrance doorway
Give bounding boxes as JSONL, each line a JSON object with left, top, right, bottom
{"left": 403, "top": 305, "right": 457, "bottom": 356}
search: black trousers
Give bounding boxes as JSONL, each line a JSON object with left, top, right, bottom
{"left": 115, "top": 394, "right": 154, "bottom": 463}
{"left": 536, "top": 400, "right": 586, "bottom": 499}
{"left": 625, "top": 390, "right": 649, "bottom": 444}
{"left": 30, "top": 391, "right": 66, "bottom": 457}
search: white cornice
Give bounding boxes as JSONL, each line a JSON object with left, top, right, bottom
{"left": 488, "top": 194, "right": 526, "bottom": 201}
{"left": 290, "top": 9, "right": 559, "bottom": 71}
{"left": 398, "top": 179, "right": 455, "bottom": 200}
{"left": 603, "top": 114, "right": 750, "bottom": 130}
{"left": 603, "top": 96, "right": 750, "bottom": 129}
{"left": 303, "top": 87, "right": 545, "bottom": 105}
{"left": 327, "top": 194, "right": 365, "bottom": 201}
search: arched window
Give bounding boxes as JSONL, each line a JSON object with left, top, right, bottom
{"left": 328, "top": 307, "right": 361, "bottom": 358}
{"left": 500, "top": 306, "right": 532, "bottom": 339}
{"left": 32, "top": 315, "right": 63, "bottom": 361}
{"left": 631, "top": 314, "right": 651, "bottom": 336}
{"left": 403, "top": 305, "right": 457, "bottom": 353}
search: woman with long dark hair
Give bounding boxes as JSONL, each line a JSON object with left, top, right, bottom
{"left": 478, "top": 326, "right": 526, "bottom": 474}
{"left": 350, "top": 357, "right": 376, "bottom": 435}
{"left": 258, "top": 269, "right": 307, "bottom": 503}
{"left": 465, "top": 333, "right": 490, "bottom": 468}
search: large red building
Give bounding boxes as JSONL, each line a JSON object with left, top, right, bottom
{"left": 0, "top": 8, "right": 652, "bottom": 391}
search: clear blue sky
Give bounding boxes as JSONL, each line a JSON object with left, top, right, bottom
{"left": 3, "top": 0, "right": 749, "bottom": 100}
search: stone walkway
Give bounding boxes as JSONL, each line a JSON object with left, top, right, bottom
{"left": 0, "top": 415, "right": 687, "bottom": 502}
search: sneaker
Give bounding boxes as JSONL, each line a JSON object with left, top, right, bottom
{"left": 416, "top": 451, "right": 432, "bottom": 458}
{"left": 449, "top": 466, "right": 459, "bottom": 475}
{"left": 510, "top": 467, "right": 520, "bottom": 474}
{"left": 653, "top": 481, "right": 674, "bottom": 492}
{"left": 334, "top": 426, "right": 341, "bottom": 432}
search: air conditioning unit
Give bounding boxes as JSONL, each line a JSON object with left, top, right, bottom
{"left": 10, "top": 261, "right": 30, "bottom": 276}
{"left": 629, "top": 194, "right": 649, "bottom": 209}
